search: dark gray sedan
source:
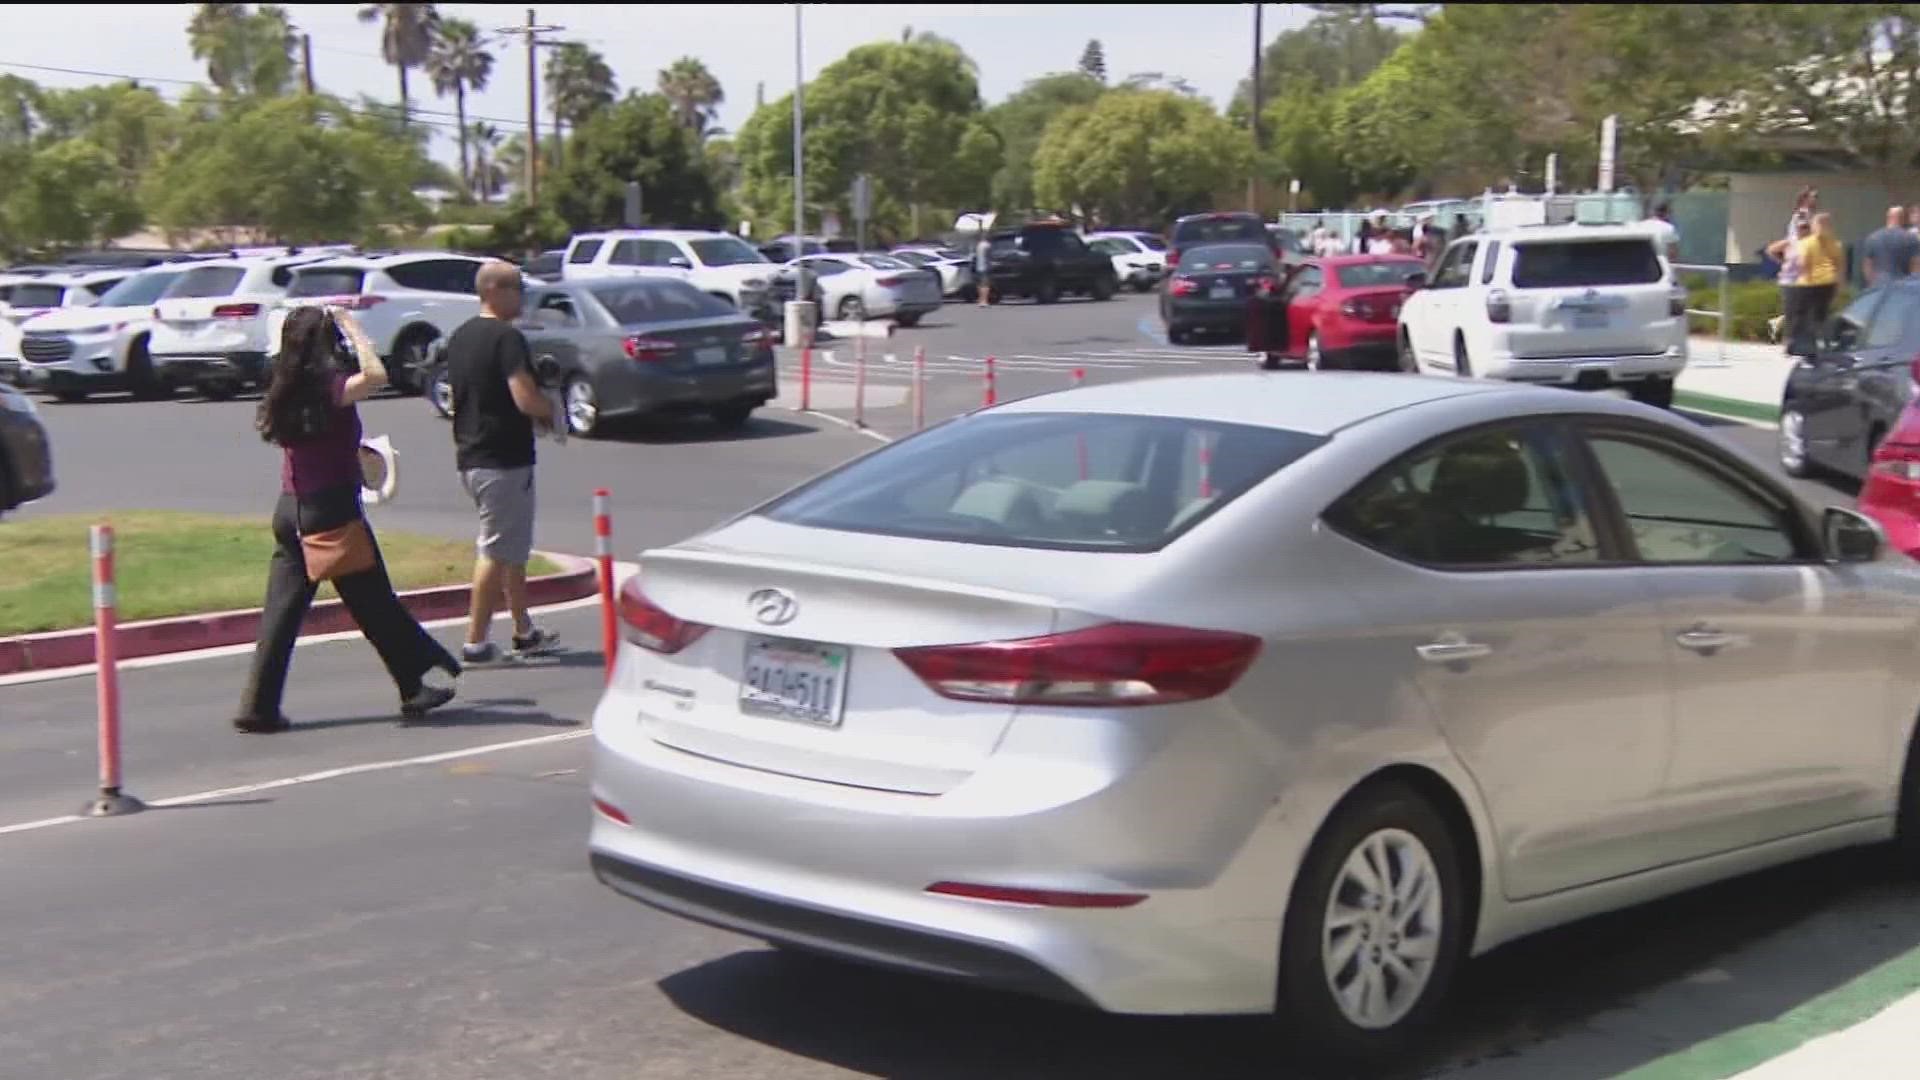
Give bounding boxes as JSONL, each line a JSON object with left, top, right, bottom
{"left": 427, "top": 279, "right": 778, "bottom": 437}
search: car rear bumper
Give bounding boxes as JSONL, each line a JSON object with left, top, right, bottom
{"left": 1484, "top": 347, "right": 1687, "bottom": 385}
{"left": 1166, "top": 298, "right": 1250, "bottom": 328}
{"left": 587, "top": 676, "right": 1291, "bottom": 1015}
{"left": 595, "top": 359, "right": 778, "bottom": 419}
{"left": 152, "top": 351, "right": 269, "bottom": 386}
{"left": 0, "top": 409, "right": 55, "bottom": 507}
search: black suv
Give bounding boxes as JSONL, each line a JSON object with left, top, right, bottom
{"left": 985, "top": 223, "right": 1119, "bottom": 304}
{"left": 1167, "top": 211, "right": 1274, "bottom": 271}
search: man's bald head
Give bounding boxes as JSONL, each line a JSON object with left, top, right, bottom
{"left": 1890, "top": 206, "right": 1910, "bottom": 228}
{"left": 477, "top": 260, "right": 525, "bottom": 319}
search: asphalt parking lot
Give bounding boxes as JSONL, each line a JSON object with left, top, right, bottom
{"left": 4, "top": 294, "right": 1908, "bottom": 1080}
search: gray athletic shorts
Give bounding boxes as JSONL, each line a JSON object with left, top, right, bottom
{"left": 459, "top": 466, "right": 536, "bottom": 566}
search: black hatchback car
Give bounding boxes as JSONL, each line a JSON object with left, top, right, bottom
{"left": 1779, "top": 280, "right": 1920, "bottom": 480}
{"left": 1160, "top": 241, "right": 1281, "bottom": 344}
{"left": 0, "top": 379, "right": 54, "bottom": 516}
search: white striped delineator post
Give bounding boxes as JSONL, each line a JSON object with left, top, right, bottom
{"left": 84, "top": 524, "right": 144, "bottom": 817}
{"left": 593, "top": 490, "right": 616, "bottom": 686}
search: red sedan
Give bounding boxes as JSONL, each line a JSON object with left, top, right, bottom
{"left": 1251, "top": 255, "right": 1427, "bottom": 372}
{"left": 1860, "top": 386, "right": 1920, "bottom": 559}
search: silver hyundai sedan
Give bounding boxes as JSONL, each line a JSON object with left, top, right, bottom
{"left": 589, "top": 372, "right": 1920, "bottom": 1066}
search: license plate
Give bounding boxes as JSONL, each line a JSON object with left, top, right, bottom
{"left": 1210, "top": 284, "right": 1236, "bottom": 300}
{"left": 1573, "top": 311, "right": 1609, "bottom": 329}
{"left": 740, "top": 636, "right": 850, "bottom": 728}
{"left": 695, "top": 346, "right": 728, "bottom": 366}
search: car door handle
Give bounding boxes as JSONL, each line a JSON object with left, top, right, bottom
{"left": 1675, "top": 626, "right": 1747, "bottom": 654}
{"left": 1416, "top": 636, "right": 1493, "bottom": 664}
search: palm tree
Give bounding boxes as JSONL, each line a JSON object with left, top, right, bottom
{"left": 358, "top": 2, "right": 440, "bottom": 128}
{"left": 657, "top": 56, "right": 724, "bottom": 136}
{"left": 544, "top": 42, "right": 617, "bottom": 132}
{"left": 468, "top": 121, "right": 504, "bottom": 202}
{"left": 188, "top": 3, "right": 298, "bottom": 96}
{"left": 426, "top": 16, "right": 493, "bottom": 192}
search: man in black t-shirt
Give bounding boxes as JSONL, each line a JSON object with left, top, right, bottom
{"left": 447, "top": 260, "right": 559, "bottom": 664}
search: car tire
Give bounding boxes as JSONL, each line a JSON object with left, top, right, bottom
{"left": 54, "top": 388, "right": 87, "bottom": 404}
{"left": 1167, "top": 324, "right": 1190, "bottom": 346}
{"left": 1453, "top": 335, "right": 1473, "bottom": 378}
{"left": 1778, "top": 406, "right": 1817, "bottom": 478}
{"left": 1275, "top": 779, "right": 1468, "bottom": 1069}
{"left": 198, "top": 380, "right": 238, "bottom": 402}
{"left": 1865, "top": 423, "right": 1888, "bottom": 475}
{"left": 126, "top": 336, "right": 169, "bottom": 401}
{"left": 838, "top": 296, "right": 867, "bottom": 322}
{"left": 1091, "top": 275, "right": 1115, "bottom": 302}
{"left": 562, "top": 375, "right": 599, "bottom": 438}
{"left": 1134, "top": 278, "right": 1156, "bottom": 294}
{"left": 1631, "top": 377, "right": 1675, "bottom": 410}
{"left": 1036, "top": 278, "right": 1060, "bottom": 305}
{"left": 897, "top": 313, "right": 922, "bottom": 328}
{"left": 1397, "top": 331, "right": 1419, "bottom": 374}
{"left": 711, "top": 402, "right": 755, "bottom": 429}
{"left": 426, "top": 362, "right": 453, "bottom": 420}
{"left": 1896, "top": 720, "right": 1920, "bottom": 874}
{"left": 390, "top": 331, "right": 435, "bottom": 396}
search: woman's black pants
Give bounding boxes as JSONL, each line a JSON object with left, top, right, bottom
{"left": 237, "top": 487, "right": 455, "bottom": 720}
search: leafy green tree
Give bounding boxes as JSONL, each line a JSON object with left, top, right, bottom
{"left": 1262, "top": 89, "right": 1355, "bottom": 208}
{"left": 546, "top": 42, "right": 618, "bottom": 131}
{"left": 1032, "top": 89, "right": 1249, "bottom": 225}
{"left": 1078, "top": 40, "right": 1108, "bottom": 82}
{"left": 983, "top": 72, "right": 1105, "bottom": 212}
{"left": 187, "top": 3, "right": 298, "bottom": 97}
{"left": 426, "top": 16, "right": 493, "bottom": 194}
{"left": 657, "top": 57, "right": 724, "bottom": 137}
{"left": 1230, "top": 7, "right": 1405, "bottom": 122}
{"left": 546, "top": 93, "right": 719, "bottom": 232}
{"left": 358, "top": 2, "right": 441, "bottom": 128}
{"left": 0, "top": 75, "right": 43, "bottom": 146}
{"left": 468, "top": 121, "right": 505, "bottom": 202}
{"left": 5, "top": 139, "right": 143, "bottom": 248}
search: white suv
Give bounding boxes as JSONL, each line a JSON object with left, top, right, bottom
{"left": 561, "top": 230, "right": 775, "bottom": 317}
{"left": 271, "top": 253, "right": 487, "bottom": 394}
{"left": 12, "top": 264, "right": 193, "bottom": 401}
{"left": 1396, "top": 223, "right": 1688, "bottom": 407}
{"left": 149, "top": 253, "right": 326, "bottom": 400}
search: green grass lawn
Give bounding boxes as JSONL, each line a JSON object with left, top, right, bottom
{"left": 0, "top": 512, "right": 557, "bottom": 636}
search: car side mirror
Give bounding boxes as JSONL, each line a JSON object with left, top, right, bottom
{"left": 667, "top": 257, "right": 692, "bottom": 270}
{"left": 1404, "top": 272, "right": 1427, "bottom": 289}
{"left": 1823, "top": 506, "right": 1883, "bottom": 563}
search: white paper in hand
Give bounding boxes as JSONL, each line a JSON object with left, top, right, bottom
{"left": 359, "top": 434, "right": 400, "bottom": 505}
{"left": 541, "top": 386, "right": 567, "bottom": 445}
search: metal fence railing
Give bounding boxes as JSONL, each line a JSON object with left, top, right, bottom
{"left": 1674, "top": 262, "right": 1732, "bottom": 367}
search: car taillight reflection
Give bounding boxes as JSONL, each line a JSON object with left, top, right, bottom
{"left": 623, "top": 336, "right": 678, "bottom": 362}
{"left": 1170, "top": 279, "right": 1200, "bottom": 296}
{"left": 212, "top": 303, "right": 262, "bottom": 320}
{"left": 893, "top": 621, "right": 1261, "bottom": 707}
{"left": 616, "top": 578, "right": 710, "bottom": 653}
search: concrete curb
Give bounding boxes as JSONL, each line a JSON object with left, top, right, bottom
{"left": 1675, "top": 389, "right": 1781, "bottom": 427}
{"left": 0, "top": 551, "right": 599, "bottom": 677}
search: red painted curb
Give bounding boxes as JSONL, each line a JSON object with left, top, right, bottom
{"left": 0, "top": 553, "right": 600, "bottom": 677}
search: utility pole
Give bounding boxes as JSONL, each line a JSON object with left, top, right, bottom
{"left": 495, "top": 10, "right": 566, "bottom": 206}
{"left": 793, "top": 4, "right": 809, "bottom": 298}
{"left": 1249, "top": 3, "right": 1264, "bottom": 215}
{"left": 300, "top": 34, "right": 315, "bottom": 95}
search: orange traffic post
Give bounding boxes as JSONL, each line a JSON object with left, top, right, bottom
{"left": 593, "top": 489, "right": 616, "bottom": 685}
{"left": 84, "top": 524, "right": 143, "bottom": 817}
{"left": 983, "top": 355, "right": 998, "bottom": 407}
{"left": 800, "top": 343, "right": 813, "bottom": 412}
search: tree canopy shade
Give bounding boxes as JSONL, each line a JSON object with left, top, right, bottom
{"left": 187, "top": 3, "right": 299, "bottom": 98}
{"left": 1032, "top": 89, "right": 1249, "bottom": 225}
{"left": 546, "top": 93, "right": 720, "bottom": 232}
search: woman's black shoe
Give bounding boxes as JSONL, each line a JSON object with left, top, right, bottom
{"left": 400, "top": 684, "right": 457, "bottom": 720}
{"left": 232, "top": 714, "right": 291, "bottom": 734}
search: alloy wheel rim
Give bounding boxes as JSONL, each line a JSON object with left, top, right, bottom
{"left": 566, "top": 379, "right": 597, "bottom": 434}
{"left": 431, "top": 372, "right": 453, "bottom": 416}
{"left": 1780, "top": 410, "right": 1807, "bottom": 470}
{"left": 1322, "top": 827, "right": 1443, "bottom": 1031}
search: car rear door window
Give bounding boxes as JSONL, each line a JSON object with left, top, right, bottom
{"left": 1327, "top": 424, "right": 1602, "bottom": 567}
{"left": 763, "top": 413, "right": 1325, "bottom": 552}
{"left": 608, "top": 240, "right": 645, "bottom": 266}
{"left": 1479, "top": 241, "right": 1502, "bottom": 284}
{"left": 163, "top": 266, "right": 246, "bottom": 298}
{"left": 1584, "top": 433, "right": 1803, "bottom": 563}
{"left": 1431, "top": 243, "right": 1476, "bottom": 289}
{"left": 1511, "top": 239, "right": 1663, "bottom": 289}
{"left": 591, "top": 280, "right": 735, "bottom": 324}
{"left": 568, "top": 239, "right": 605, "bottom": 264}
{"left": 287, "top": 267, "right": 368, "bottom": 297}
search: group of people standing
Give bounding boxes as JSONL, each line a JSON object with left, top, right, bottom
{"left": 1770, "top": 188, "right": 1920, "bottom": 356}
{"left": 1305, "top": 214, "right": 1468, "bottom": 265}
{"left": 233, "top": 262, "right": 561, "bottom": 733}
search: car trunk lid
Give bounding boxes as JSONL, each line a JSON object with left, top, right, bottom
{"left": 1504, "top": 237, "right": 1677, "bottom": 359}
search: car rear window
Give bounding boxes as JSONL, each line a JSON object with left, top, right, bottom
{"left": 164, "top": 267, "right": 246, "bottom": 298}
{"left": 568, "top": 239, "right": 604, "bottom": 264}
{"left": 1174, "top": 216, "right": 1266, "bottom": 247}
{"left": 1137, "top": 235, "right": 1168, "bottom": 251}
{"left": 1510, "top": 239, "right": 1662, "bottom": 289}
{"left": 688, "top": 237, "right": 768, "bottom": 267}
{"left": 591, "top": 280, "right": 736, "bottom": 323}
{"left": 892, "top": 251, "right": 933, "bottom": 266}
{"left": 287, "top": 267, "right": 368, "bottom": 298}
{"left": 936, "top": 248, "right": 968, "bottom": 260}
{"left": 761, "top": 412, "right": 1326, "bottom": 552}
{"left": 1336, "top": 262, "right": 1424, "bottom": 289}
{"left": 1183, "top": 244, "right": 1273, "bottom": 271}
{"left": 8, "top": 284, "right": 67, "bottom": 308}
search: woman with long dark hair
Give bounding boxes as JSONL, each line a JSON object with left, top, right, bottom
{"left": 233, "top": 306, "right": 459, "bottom": 733}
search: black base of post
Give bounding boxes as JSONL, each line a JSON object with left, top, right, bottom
{"left": 83, "top": 788, "right": 145, "bottom": 817}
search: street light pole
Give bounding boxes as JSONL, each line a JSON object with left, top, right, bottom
{"left": 494, "top": 10, "right": 565, "bottom": 207}
{"left": 1249, "top": 3, "right": 1264, "bottom": 215}
{"left": 793, "top": 4, "right": 810, "bottom": 304}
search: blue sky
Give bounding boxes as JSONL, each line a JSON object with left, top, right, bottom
{"left": 4, "top": 3, "right": 1306, "bottom": 162}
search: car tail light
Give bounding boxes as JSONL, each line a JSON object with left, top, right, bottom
{"left": 591, "top": 797, "right": 631, "bottom": 825}
{"left": 213, "top": 303, "right": 261, "bottom": 320}
{"left": 623, "top": 336, "right": 678, "bottom": 362}
{"left": 876, "top": 275, "right": 911, "bottom": 287}
{"left": 1871, "top": 442, "right": 1920, "bottom": 483}
{"left": 1255, "top": 275, "right": 1278, "bottom": 296}
{"left": 893, "top": 621, "right": 1261, "bottom": 707}
{"left": 925, "top": 881, "right": 1147, "bottom": 909}
{"left": 1170, "top": 278, "right": 1200, "bottom": 296}
{"left": 740, "top": 327, "right": 774, "bottom": 348}
{"left": 1485, "top": 288, "right": 1512, "bottom": 324}
{"left": 1166, "top": 248, "right": 1181, "bottom": 268}
{"left": 616, "top": 578, "right": 710, "bottom": 653}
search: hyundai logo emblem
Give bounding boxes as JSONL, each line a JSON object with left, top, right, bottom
{"left": 748, "top": 587, "right": 799, "bottom": 626}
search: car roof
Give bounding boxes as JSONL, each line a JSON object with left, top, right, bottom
{"left": 1175, "top": 211, "right": 1262, "bottom": 224}
{"left": 295, "top": 252, "right": 483, "bottom": 269}
{"left": 1314, "top": 254, "right": 1425, "bottom": 266}
{"left": 36, "top": 268, "right": 128, "bottom": 286}
{"left": 1477, "top": 223, "right": 1661, "bottom": 243}
{"left": 992, "top": 372, "right": 1538, "bottom": 437}
{"left": 572, "top": 229, "right": 734, "bottom": 242}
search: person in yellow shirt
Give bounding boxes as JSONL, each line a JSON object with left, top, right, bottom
{"left": 1789, "top": 212, "right": 1845, "bottom": 352}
